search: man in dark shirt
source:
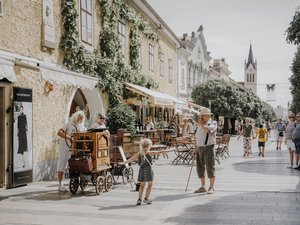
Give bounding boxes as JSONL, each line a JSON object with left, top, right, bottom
{"left": 292, "top": 112, "right": 300, "bottom": 170}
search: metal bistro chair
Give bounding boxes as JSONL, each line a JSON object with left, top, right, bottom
{"left": 172, "top": 137, "right": 194, "bottom": 165}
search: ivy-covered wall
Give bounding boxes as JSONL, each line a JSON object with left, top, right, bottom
{"left": 60, "top": 0, "right": 170, "bottom": 107}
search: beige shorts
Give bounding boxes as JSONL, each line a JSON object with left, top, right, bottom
{"left": 287, "top": 140, "right": 296, "bottom": 151}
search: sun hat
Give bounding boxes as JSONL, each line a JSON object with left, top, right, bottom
{"left": 200, "top": 107, "right": 213, "bottom": 116}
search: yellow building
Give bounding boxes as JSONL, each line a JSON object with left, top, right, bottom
{"left": 0, "top": 0, "right": 180, "bottom": 187}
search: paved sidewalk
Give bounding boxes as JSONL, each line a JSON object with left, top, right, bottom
{"left": 0, "top": 135, "right": 299, "bottom": 225}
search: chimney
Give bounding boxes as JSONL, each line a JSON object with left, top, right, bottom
{"left": 182, "top": 33, "right": 188, "bottom": 40}
{"left": 191, "top": 32, "right": 195, "bottom": 37}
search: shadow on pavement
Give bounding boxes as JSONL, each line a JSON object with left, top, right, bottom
{"left": 163, "top": 191, "right": 299, "bottom": 225}
{"left": 233, "top": 151, "right": 300, "bottom": 192}
{"left": 153, "top": 193, "right": 196, "bottom": 202}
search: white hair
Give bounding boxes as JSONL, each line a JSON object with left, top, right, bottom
{"left": 70, "top": 110, "right": 86, "bottom": 125}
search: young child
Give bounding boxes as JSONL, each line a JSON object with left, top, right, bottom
{"left": 123, "top": 139, "right": 163, "bottom": 205}
{"left": 254, "top": 124, "right": 268, "bottom": 157}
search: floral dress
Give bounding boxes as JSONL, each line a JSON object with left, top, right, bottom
{"left": 137, "top": 154, "right": 154, "bottom": 182}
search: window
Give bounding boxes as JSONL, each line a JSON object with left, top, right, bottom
{"left": 0, "top": 0, "right": 3, "bottom": 17}
{"left": 149, "top": 43, "right": 154, "bottom": 72}
{"left": 81, "top": 0, "right": 93, "bottom": 45}
{"left": 168, "top": 59, "right": 173, "bottom": 84}
{"left": 160, "top": 53, "right": 164, "bottom": 77}
{"left": 181, "top": 68, "right": 185, "bottom": 90}
{"left": 118, "top": 21, "right": 126, "bottom": 55}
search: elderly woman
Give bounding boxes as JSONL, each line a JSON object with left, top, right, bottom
{"left": 56, "top": 110, "right": 86, "bottom": 192}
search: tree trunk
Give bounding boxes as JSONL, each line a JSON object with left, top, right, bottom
{"left": 230, "top": 118, "right": 236, "bottom": 134}
{"left": 223, "top": 117, "right": 229, "bottom": 134}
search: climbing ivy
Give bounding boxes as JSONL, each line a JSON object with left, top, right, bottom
{"left": 60, "top": 0, "right": 159, "bottom": 106}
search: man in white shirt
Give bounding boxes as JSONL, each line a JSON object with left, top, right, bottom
{"left": 194, "top": 108, "right": 218, "bottom": 194}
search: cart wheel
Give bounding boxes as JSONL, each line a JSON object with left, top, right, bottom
{"left": 111, "top": 166, "right": 120, "bottom": 183}
{"left": 105, "top": 173, "right": 113, "bottom": 192}
{"left": 95, "top": 176, "right": 104, "bottom": 195}
{"left": 79, "top": 175, "right": 88, "bottom": 191}
{"left": 69, "top": 175, "right": 79, "bottom": 194}
{"left": 122, "top": 167, "right": 134, "bottom": 184}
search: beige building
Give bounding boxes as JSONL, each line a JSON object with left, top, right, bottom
{"left": 209, "top": 58, "right": 231, "bottom": 81}
{"left": 0, "top": 0, "right": 179, "bottom": 187}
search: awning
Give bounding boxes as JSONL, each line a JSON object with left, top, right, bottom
{"left": 125, "top": 83, "right": 174, "bottom": 106}
{"left": 40, "top": 64, "right": 98, "bottom": 90}
{"left": 0, "top": 58, "right": 18, "bottom": 82}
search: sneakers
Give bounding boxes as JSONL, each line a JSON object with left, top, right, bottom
{"left": 143, "top": 198, "right": 152, "bottom": 204}
{"left": 293, "top": 165, "right": 300, "bottom": 170}
{"left": 58, "top": 184, "right": 68, "bottom": 192}
{"left": 194, "top": 187, "right": 207, "bottom": 194}
{"left": 258, "top": 152, "right": 262, "bottom": 157}
{"left": 136, "top": 199, "right": 142, "bottom": 206}
{"left": 207, "top": 187, "right": 214, "bottom": 194}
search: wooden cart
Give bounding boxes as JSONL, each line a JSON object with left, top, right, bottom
{"left": 68, "top": 131, "right": 112, "bottom": 195}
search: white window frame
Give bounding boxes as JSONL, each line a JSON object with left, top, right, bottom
{"left": 118, "top": 21, "right": 126, "bottom": 55}
{"left": 149, "top": 43, "right": 154, "bottom": 72}
{"left": 80, "top": 0, "right": 93, "bottom": 45}
{"left": 0, "top": 0, "right": 3, "bottom": 17}
{"left": 160, "top": 52, "right": 164, "bottom": 77}
{"left": 168, "top": 59, "right": 173, "bottom": 84}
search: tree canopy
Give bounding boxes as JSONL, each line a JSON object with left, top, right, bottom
{"left": 191, "top": 79, "right": 275, "bottom": 121}
{"left": 286, "top": 9, "right": 300, "bottom": 45}
{"left": 286, "top": 8, "right": 300, "bottom": 113}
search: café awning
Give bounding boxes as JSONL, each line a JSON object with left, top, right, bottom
{"left": 40, "top": 64, "right": 98, "bottom": 90}
{"left": 125, "top": 83, "right": 174, "bottom": 106}
{"left": 0, "top": 58, "right": 18, "bottom": 82}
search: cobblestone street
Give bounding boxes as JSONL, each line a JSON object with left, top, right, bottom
{"left": 0, "top": 134, "right": 299, "bottom": 225}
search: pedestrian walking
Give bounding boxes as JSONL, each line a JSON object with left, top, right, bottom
{"left": 275, "top": 118, "right": 286, "bottom": 150}
{"left": 292, "top": 113, "right": 300, "bottom": 170}
{"left": 238, "top": 117, "right": 255, "bottom": 157}
{"left": 56, "top": 111, "right": 86, "bottom": 192}
{"left": 286, "top": 113, "right": 298, "bottom": 168}
{"left": 194, "top": 107, "right": 218, "bottom": 194}
{"left": 254, "top": 124, "right": 268, "bottom": 157}
{"left": 122, "top": 139, "right": 164, "bottom": 205}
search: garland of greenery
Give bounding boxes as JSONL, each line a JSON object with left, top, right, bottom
{"left": 60, "top": 0, "right": 159, "bottom": 106}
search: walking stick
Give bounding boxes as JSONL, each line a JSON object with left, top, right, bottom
{"left": 185, "top": 152, "right": 195, "bottom": 192}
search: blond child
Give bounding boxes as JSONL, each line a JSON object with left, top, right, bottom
{"left": 123, "top": 139, "right": 163, "bottom": 205}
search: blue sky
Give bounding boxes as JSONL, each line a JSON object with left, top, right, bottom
{"left": 148, "top": 0, "right": 299, "bottom": 108}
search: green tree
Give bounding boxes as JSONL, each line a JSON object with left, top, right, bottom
{"left": 191, "top": 80, "right": 274, "bottom": 133}
{"left": 286, "top": 9, "right": 300, "bottom": 45}
{"left": 106, "top": 103, "right": 136, "bottom": 134}
{"left": 290, "top": 46, "right": 300, "bottom": 113}
{"left": 286, "top": 8, "right": 300, "bottom": 113}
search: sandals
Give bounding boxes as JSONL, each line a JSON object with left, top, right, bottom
{"left": 143, "top": 198, "right": 152, "bottom": 204}
{"left": 136, "top": 199, "right": 142, "bottom": 205}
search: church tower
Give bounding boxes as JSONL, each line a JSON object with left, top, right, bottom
{"left": 244, "top": 43, "right": 257, "bottom": 95}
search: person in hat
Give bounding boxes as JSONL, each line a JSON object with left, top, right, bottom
{"left": 194, "top": 107, "right": 218, "bottom": 194}
{"left": 292, "top": 112, "right": 300, "bottom": 170}
{"left": 286, "top": 113, "right": 297, "bottom": 168}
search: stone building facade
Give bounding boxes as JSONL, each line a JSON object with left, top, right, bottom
{"left": 179, "top": 25, "right": 211, "bottom": 101}
{"left": 0, "top": 0, "right": 179, "bottom": 187}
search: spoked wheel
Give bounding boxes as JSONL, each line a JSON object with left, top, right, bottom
{"left": 111, "top": 166, "right": 120, "bottom": 183}
{"left": 95, "top": 176, "right": 105, "bottom": 195}
{"left": 79, "top": 175, "right": 89, "bottom": 191}
{"left": 69, "top": 175, "right": 79, "bottom": 194}
{"left": 104, "top": 173, "right": 113, "bottom": 192}
{"left": 122, "top": 166, "right": 134, "bottom": 185}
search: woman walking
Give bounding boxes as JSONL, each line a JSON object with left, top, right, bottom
{"left": 238, "top": 118, "right": 255, "bottom": 157}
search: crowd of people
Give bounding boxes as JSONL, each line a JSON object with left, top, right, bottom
{"left": 55, "top": 107, "right": 300, "bottom": 206}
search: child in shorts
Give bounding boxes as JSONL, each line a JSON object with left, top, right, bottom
{"left": 254, "top": 124, "right": 268, "bottom": 157}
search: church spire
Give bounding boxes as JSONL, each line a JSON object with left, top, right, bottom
{"left": 246, "top": 43, "right": 255, "bottom": 69}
